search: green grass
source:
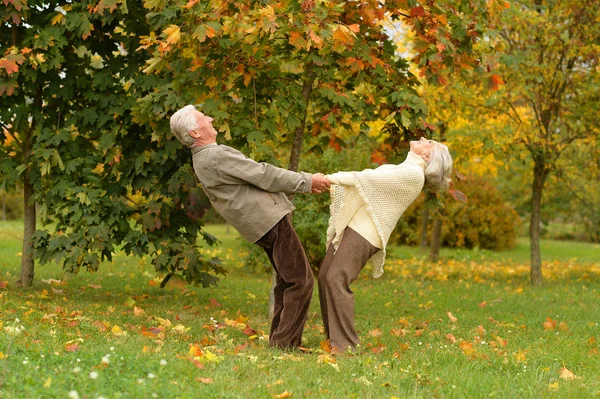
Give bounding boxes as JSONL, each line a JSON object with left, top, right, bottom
{"left": 1, "top": 222, "right": 600, "bottom": 398}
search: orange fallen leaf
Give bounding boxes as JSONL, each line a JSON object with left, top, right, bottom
{"left": 371, "top": 343, "right": 386, "bottom": 354}
{"left": 447, "top": 312, "right": 458, "bottom": 323}
{"left": 476, "top": 325, "right": 486, "bottom": 335}
{"left": 196, "top": 377, "right": 213, "bottom": 384}
{"left": 320, "top": 340, "right": 332, "bottom": 353}
{"left": 272, "top": 391, "right": 292, "bottom": 399}
{"left": 559, "top": 367, "right": 581, "bottom": 380}
{"left": 0, "top": 281, "right": 8, "bottom": 289}
{"left": 446, "top": 334, "right": 457, "bottom": 344}
{"left": 369, "top": 328, "right": 383, "bottom": 337}
{"left": 133, "top": 306, "right": 144, "bottom": 316}
{"left": 88, "top": 284, "right": 102, "bottom": 289}
{"left": 543, "top": 317, "right": 557, "bottom": 331}
{"left": 65, "top": 344, "right": 79, "bottom": 352}
{"left": 390, "top": 328, "right": 406, "bottom": 336}
{"left": 242, "top": 326, "right": 258, "bottom": 336}
{"left": 209, "top": 298, "right": 221, "bottom": 307}
{"left": 478, "top": 301, "right": 487, "bottom": 307}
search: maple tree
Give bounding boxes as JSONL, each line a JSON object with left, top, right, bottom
{"left": 0, "top": 0, "right": 224, "bottom": 286}
{"left": 1, "top": 0, "right": 503, "bottom": 286}
{"left": 422, "top": 0, "right": 599, "bottom": 285}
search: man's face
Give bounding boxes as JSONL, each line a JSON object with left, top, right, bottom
{"left": 192, "top": 110, "right": 218, "bottom": 140}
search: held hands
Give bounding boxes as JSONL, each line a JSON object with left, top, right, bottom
{"left": 311, "top": 173, "right": 331, "bottom": 194}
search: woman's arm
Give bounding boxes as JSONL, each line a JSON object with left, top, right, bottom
{"left": 326, "top": 172, "right": 358, "bottom": 186}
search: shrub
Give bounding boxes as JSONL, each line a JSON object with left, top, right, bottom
{"left": 392, "top": 176, "right": 520, "bottom": 251}
{"left": 0, "top": 189, "right": 24, "bottom": 220}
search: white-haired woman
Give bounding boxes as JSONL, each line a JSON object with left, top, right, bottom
{"left": 319, "top": 137, "right": 453, "bottom": 353}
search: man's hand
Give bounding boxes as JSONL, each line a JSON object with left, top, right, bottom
{"left": 311, "top": 173, "right": 331, "bottom": 194}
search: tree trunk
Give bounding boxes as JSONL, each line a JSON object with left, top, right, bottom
{"left": 419, "top": 207, "right": 429, "bottom": 251}
{"left": 529, "top": 158, "right": 548, "bottom": 286}
{"left": 269, "top": 64, "right": 316, "bottom": 318}
{"left": 17, "top": 87, "right": 41, "bottom": 287}
{"left": 429, "top": 208, "right": 444, "bottom": 262}
{"left": 18, "top": 177, "right": 36, "bottom": 286}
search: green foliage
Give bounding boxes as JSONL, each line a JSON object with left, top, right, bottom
{"left": 0, "top": 0, "right": 225, "bottom": 286}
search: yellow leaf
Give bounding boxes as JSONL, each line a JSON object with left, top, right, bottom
{"left": 0, "top": 352, "right": 6, "bottom": 359}
{"left": 548, "top": 382, "right": 559, "bottom": 391}
{"left": 111, "top": 325, "right": 127, "bottom": 336}
{"left": 514, "top": 350, "right": 527, "bottom": 363}
{"left": 35, "top": 53, "right": 46, "bottom": 64}
{"left": 51, "top": 13, "right": 64, "bottom": 26}
{"left": 43, "top": 377, "right": 52, "bottom": 388}
{"left": 203, "top": 350, "right": 220, "bottom": 363}
{"left": 163, "top": 25, "right": 181, "bottom": 45}
{"left": 125, "top": 297, "right": 136, "bottom": 307}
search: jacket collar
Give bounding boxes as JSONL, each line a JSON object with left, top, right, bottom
{"left": 191, "top": 143, "right": 218, "bottom": 154}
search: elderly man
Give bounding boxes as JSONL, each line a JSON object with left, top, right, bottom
{"left": 170, "top": 104, "right": 330, "bottom": 349}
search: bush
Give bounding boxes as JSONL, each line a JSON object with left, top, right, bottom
{"left": 392, "top": 176, "right": 520, "bottom": 251}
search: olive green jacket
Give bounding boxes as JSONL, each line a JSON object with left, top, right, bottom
{"left": 191, "top": 144, "right": 313, "bottom": 243}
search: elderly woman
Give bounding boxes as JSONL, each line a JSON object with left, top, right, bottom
{"left": 319, "top": 137, "right": 453, "bottom": 353}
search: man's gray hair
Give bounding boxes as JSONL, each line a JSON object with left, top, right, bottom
{"left": 424, "top": 141, "right": 453, "bottom": 193}
{"left": 169, "top": 104, "right": 198, "bottom": 148}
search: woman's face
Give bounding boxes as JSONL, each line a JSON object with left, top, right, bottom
{"left": 410, "top": 137, "right": 436, "bottom": 159}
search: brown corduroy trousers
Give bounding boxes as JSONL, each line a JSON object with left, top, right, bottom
{"left": 318, "top": 227, "right": 380, "bottom": 352}
{"left": 255, "top": 215, "right": 314, "bottom": 349}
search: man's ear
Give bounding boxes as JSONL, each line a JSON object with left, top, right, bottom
{"left": 189, "top": 128, "right": 201, "bottom": 139}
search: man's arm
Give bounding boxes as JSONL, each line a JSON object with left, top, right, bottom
{"left": 214, "top": 146, "right": 329, "bottom": 194}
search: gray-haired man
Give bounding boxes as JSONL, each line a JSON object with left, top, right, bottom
{"left": 170, "top": 105, "right": 330, "bottom": 349}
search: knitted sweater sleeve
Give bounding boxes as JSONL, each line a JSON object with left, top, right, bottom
{"left": 326, "top": 172, "right": 357, "bottom": 186}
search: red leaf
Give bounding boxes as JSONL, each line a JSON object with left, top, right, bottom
{"left": 65, "top": 344, "right": 79, "bottom": 352}
{"left": 489, "top": 74, "right": 504, "bottom": 91}
{"left": 0, "top": 281, "right": 8, "bottom": 289}
{"left": 449, "top": 189, "right": 468, "bottom": 203}
{"left": 422, "top": 120, "right": 437, "bottom": 131}
{"left": 410, "top": 6, "right": 425, "bottom": 17}
{"left": 0, "top": 59, "right": 19, "bottom": 75}
{"left": 242, "top": 326, "right": 258, "bottom": 336}
{"left": 454, "top": 170, "right": 467, "bottom": 181}
{"left": 209, "top": 298, "right": 221, "bottom": 307}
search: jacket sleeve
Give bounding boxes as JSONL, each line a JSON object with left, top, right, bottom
{"left": 212, "top": 147, "right": 313, "bottom": 194}
{"left": 326, "top": 172, "right": 358, "bottom": 186}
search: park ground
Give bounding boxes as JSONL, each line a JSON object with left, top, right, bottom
{"left": 1, "top": 221, "right": 600, "bottom": 398}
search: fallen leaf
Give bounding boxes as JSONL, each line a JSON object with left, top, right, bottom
{"left": 548, "top": 382, "right": 559, "bottom": 391}
{"left": 0, "top": 281, "right": 8, "bottom": 289}
{"left": 272, "top": 391, "right": 292, "bottom": 399}
{"left": 43, "top": 377, "right": 52, "bottom": 388}
{"left": 196, "top": 377, "right": 213, "bottom": 384}
{"left": 369, "top": 328, "right": 383, "bottom": 337}
{"left": 478, "top": 301, "right": 487, "bottom": 307}
{"left": 447, "top": 312, "right": 458, "bottom": 323}
{"left": 446, "top": 334, "right": 457, "bottom": 344}
{"left": 543, "top": 317, "right": 557, "bottom": 331}
{"left": 88, "top": 284, "right": 102, "bottom": 289}
{"left": 320, "top": 340, "right": 332, "bottom": 353}
{"left": 111, "top": 325, "right": 127, "bottom": 336}
{"left": 559, "top": 367, "right": 581, "bottom": 380}
{"left": 267, "top": 380, "right": 284, "bottom": 388}
{"left": 242, "top": 326, "right": 258, "bottom": 336}
{"left": 133, "top": 306, "right": 144, "bottom": 316}
{"left": 65, "top": 344, "right": 79, "bottom": 352}
{"left": 209, "top": 298, "right": 221, "bottom": 307}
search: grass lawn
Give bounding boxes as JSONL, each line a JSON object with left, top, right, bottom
{"left": 1, "top": 221, "right": 600, "bottom": 398}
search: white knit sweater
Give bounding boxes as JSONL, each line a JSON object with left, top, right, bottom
{"left": 326, "top": 151, "right": 426, "bottom": 278}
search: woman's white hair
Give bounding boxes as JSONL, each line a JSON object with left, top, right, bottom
{"left": 424, "top": 141, "right": 453, "bottom": 193}
{"left": 169, "top": 104, "right": 199, "bottom": 148}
